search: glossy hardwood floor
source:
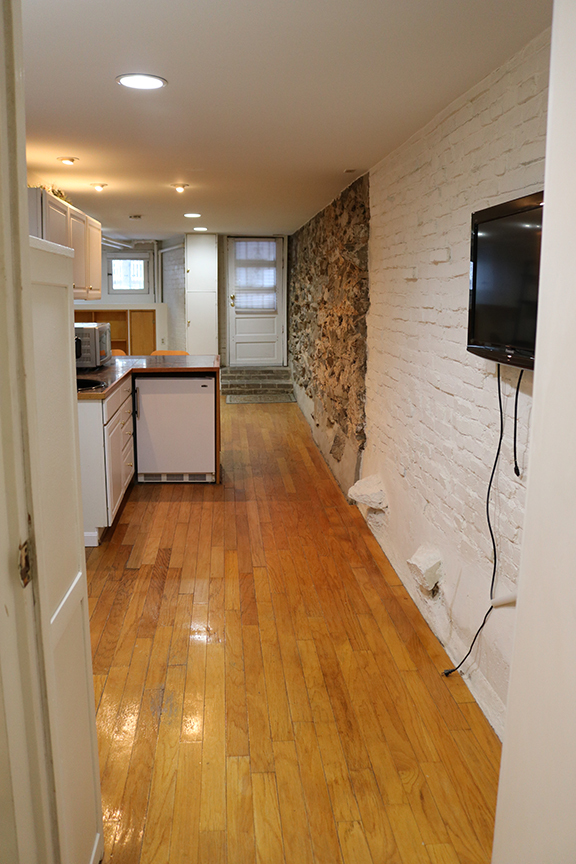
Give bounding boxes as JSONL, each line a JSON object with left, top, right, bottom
{"left": 86, "top": 399, "right": 501, "bottom": 864}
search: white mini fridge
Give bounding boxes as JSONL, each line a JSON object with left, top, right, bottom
{"left": 134, "top": 375, "right": 216, "bottom": 482}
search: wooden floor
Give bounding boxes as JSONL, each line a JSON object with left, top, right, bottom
{"left": 87, "top": 399, "right": 501, "bottom": 864}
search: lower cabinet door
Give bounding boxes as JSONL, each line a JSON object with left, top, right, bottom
{"left": 122, "top": 437, "right": 135, "bottom": 492}
{"left": 104, "top": 410, "right": 124, "bottom": 523}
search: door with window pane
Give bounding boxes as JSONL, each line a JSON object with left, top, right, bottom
{"left": 227, "top": 237, "right": 286, "bottom": 366}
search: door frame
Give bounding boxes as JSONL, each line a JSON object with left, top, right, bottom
{"left": 226, "top": 236, "right": 287, "bottom": 367}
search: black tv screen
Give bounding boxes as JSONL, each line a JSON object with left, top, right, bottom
{"left": 468, "top": 191, "right": 543, "bottom": 370}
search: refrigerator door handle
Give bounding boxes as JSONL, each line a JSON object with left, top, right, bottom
{"left": 135, "top": 386, "right": 139, "bottom": 419}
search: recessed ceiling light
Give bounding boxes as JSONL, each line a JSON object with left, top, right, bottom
{"left": 91, "top": 183, "right": 108, "bottom": 192}
{"left": 184, "top": 213, "right": 201, "bottom": 218}
{"left": 58, "top": 156, "right": 79, "bottom": 165}
{"left": 193, "top": 227, "right": 208, "bottom": 232}
{"left": 116, "top": 73, "right": 167, "bottom": 90}
{"left": 171, "top": 184, "right": 189, "bottom": 193}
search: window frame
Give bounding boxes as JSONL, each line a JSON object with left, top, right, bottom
{"left": 106, "top": 250, "right": 152, "bottom": 296}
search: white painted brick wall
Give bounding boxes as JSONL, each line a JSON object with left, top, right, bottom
{"left": 162, "top": 246, "right": 186, "bottom": 350}
{"left": 364, "top": 30, "right": 550, "bottom": 737}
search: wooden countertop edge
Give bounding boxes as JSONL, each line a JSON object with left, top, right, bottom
{"left": 77, "top": 355, "right": 220, "bottom": 401}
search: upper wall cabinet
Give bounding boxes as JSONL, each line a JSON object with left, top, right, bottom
{"left": 28, "top": 188, "right": 102, "bottom": 300}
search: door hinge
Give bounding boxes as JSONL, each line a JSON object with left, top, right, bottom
{"left": 19, "top": 540, "right": 32, "bottom": 588}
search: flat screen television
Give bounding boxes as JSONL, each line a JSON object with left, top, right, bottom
{"left": 467, "top": 191, "right": 543, "bottom": 370}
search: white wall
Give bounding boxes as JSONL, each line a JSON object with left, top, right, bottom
{"left": 162, "top": 243, "right": 186, "bottom": 350}
{"left": 364, "top": 30, "right": 550, "bottom": 735}
{"left": 492, "top": 0, "right": 576, "bottom": 857}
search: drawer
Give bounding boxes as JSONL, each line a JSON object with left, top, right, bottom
{"left": 122, "top": 437, "right": 135, "bottom": 490}
{"left": 103, "top": 378, "right": 132, "bottom": 425}
{"left": 121, "top": 412, "right": 133, "bottom": 451}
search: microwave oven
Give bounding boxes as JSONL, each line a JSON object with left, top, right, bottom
{"left": 75, "top": 323, "right": 112, "bottom": 368}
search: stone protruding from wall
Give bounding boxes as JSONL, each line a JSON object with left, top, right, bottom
{"left": 407, "top": 545, "right": 444, "bottom": 595}
{"left": 288, "top": 175, "right": 369, "bottom": 492}
{"left": 348, "top": 474, "right": 389, "bottom": 532}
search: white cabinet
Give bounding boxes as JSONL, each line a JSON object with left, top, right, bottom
{"left": 44, "top": 192, "right": 69, "bottom": 246}
{"left": 69, "top": 208, "right": 87, "bottom": 290}
{"left": 28, "top": 188, "right": 102, "bottom": 300}
{"left": 77, "top": 376, "right": 134, "bottom": 546}
{"left": 185, "top": 233, "right": 218, "bottom": 354}
{"left": 87, "top": 215, "right": 102, "bottom": 299}
{"left": 105, "top": 397, "right": 134, "bottom": 523}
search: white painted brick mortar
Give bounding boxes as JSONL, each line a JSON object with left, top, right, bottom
{"left": 365, "top": 29, "right": 550, "bottom": 737}
{"left": 162, "top": 246, "right": 186, "bottom": 350}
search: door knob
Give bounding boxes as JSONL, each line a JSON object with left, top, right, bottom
{"left": 230, "top": 294, "right": 235, "bottom": 307}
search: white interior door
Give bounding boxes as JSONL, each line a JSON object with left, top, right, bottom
{"left": 227, "top": 237, "right": 286, "bottom": 366}
{"left": 28, "top": 239, "right": 104, "bottom": 864}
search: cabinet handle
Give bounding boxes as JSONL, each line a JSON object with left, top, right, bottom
{"left": 126, "top": 462, "right": 133, "bottom": 468}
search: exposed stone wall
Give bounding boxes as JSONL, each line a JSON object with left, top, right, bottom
{"left": 288, "top": 175, "right": 370, "bottom": 491}
{"left": 365, "top": 30, "right": 550, "bottom": 736}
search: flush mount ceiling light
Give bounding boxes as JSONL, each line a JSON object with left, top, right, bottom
{"left": 116, "top": 73, "right": 167, "bottom": 90}
{"left": 91, "top": 183, "right": 107, "bottom": 192}
{"left": 171, "top": 184, "right": 189, "bottom": 193}
{"left": 184, "top": 212, "right": 201, "bottom": 218}
{"left": 193, "top": 227, "right": 208, "bottom": 232}
{"left": 57, "top": 156, "right": 79, "bottom": 165}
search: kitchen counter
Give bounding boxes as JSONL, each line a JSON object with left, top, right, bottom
{"left": 77, "top": 354, "right": 220, "bottom": 400}
{"left": 77, "top": 354, "right": 221, "bottom": 545}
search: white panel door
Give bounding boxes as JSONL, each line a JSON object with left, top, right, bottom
{"left": 227, "top": 237, "right": 286, "bottom": 366}
{"left": 185, "top": 233, "right": 218, "bottom": 354}
{"left": 28, "top": 239, "right": 103, "bottom": 864}
{"left": 186, "top": 292, "right": 219, "bottom": 354}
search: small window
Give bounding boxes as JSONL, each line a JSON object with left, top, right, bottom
{"left": 107, "top": 252, "right": 151, "bottom": 294}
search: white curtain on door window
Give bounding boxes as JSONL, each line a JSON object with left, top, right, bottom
{"left": 232, "top": 239, "right": 278, "bottom": 312}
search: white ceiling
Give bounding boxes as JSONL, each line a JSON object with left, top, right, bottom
{"left": 22, "top": 0, "right": 552, "bottom": 241}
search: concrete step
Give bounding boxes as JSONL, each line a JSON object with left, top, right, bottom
{"left": 220, "top": 365, "right": 294, "bottom": 396}
{"left": 221, "top": 366, "right": 292, "bottom": 381}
